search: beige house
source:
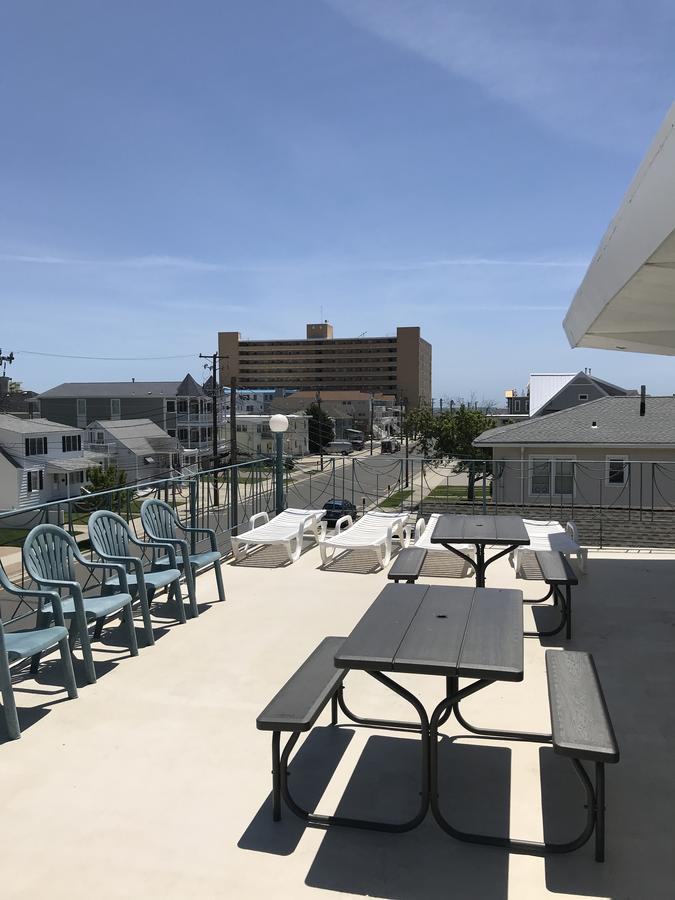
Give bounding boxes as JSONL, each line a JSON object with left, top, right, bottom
{"left": 474, "top": 395, "right": 675, "bottom": 509}
{"left": 227, "top": 414, "right": 309, "bottom": 458}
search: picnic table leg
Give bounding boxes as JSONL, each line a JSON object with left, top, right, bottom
{"left": 430, "top": 682, "right": 599, "bottom": 855}
{"left": 277, "top": 672, "right": 431, "bottom": 832}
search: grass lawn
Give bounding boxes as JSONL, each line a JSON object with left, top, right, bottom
{"left": 381, "top": 489, "right": 412, "bottom": 509}
{"left": 426, "top": 484, "right": 489, "bottom": 501}
{"left": 0, "top": 528, "right": 30, "bottom": 547}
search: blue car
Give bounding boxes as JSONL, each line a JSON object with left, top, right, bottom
{"left": 322, "top": 498, "right": 357, "bottom": 527}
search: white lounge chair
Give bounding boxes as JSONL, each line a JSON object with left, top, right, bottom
{"left": 511, "top": 518, "right": 587, "bottom": 575}
{"left": 231, "top": 508, "right": 327, "bottom": 564}
{"left": 319, "top": 510, "right": 411, "bottom": 569}
{"left": 411, "top": 514, "right": 475, "bottom": 577}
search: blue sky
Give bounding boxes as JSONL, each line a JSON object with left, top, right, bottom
{"left": 2, "top": 1, "right": 675, "bottom": 400}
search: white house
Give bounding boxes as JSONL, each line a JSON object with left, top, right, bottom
{"left": 0, "top": 414, "right": 104, "bottom": 512}
{"left": 227, "top": 414, "right": 310, "bottom": 458}
{"left": 86, "top": 419, "right": 180, "bottom": 485}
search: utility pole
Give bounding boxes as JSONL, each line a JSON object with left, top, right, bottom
{"left": 199, "top": 352, "right": 220, "bottom": 507}
{"left": 439, "top": 397, "right": 443, "bottom": 412}
{"left": 315, "top": 389, "right": 324, "bottom": 472}
{"left": 404, "top": 398, "right": 409, "bottom": 487}
{"left": 369, "top": 392, "right": 374, "bottom": 455}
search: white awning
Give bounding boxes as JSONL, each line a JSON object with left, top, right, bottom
{"left": 47, "top": 453, "right": 105, "bottom": 473}
{"left": 564, "top": 103, "right": 675, "bottom": 356}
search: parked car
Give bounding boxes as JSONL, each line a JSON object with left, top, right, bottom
{"left": 325, "top": 440, "right": 354, "bottom": 455}
{"left": 322, "top": 498, "right": 357, "bottom": 527}
{"left": 380, "top": 439, "right": 401, "bottom": 453}
{"left": 350, "top": 439, "right": 365, "bottom": 451}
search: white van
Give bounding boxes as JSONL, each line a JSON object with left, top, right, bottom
{"left": 325, "top": 441, "right": 354, "bottom": 456}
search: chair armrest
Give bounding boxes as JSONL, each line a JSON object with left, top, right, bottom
{"left": 249, "top": 512, "right": 269, "bottom": 530}
{"left": 565, "top": 521, "right": 580, "bottom": 542}
{"left": 414, "top": 518, "right": 426, "bottom": 542}
{"left": 129, "top": 535, "right": 178, "bottom": 567}
{"left": 334, "top": 515, "right": 353, "bottom": 533}
{"left": 73, "top": 553, "right": 130, "bottom": 594}
{"left": 182, "top": 525, "right": 218, "bottom": 552}
{"left": 1, "top": 583, "right": 60, "bottom": 603}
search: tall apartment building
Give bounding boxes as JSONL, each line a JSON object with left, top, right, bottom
{"left": 218, "top": 322, "right": 431, "bottom": 407}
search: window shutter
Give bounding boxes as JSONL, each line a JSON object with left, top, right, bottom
{"left": 39, "top": 470, "right": 44, "bottom": 490}
{"left": 25, "top": 438, "right": 29, "bottom": 456}
{"left": 27, "top": 471, "right": 32, "bottom": 491}
{"left": 62, "top": 436, "right": 66, "bottom": 452}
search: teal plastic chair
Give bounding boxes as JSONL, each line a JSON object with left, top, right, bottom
{"left": 88, "top": 510, "right": 187, "bottom": 643}
{"left": 23, "top": 524, "right": 138, "bottom": 685}
{"left": 0, "top": 562, "right": 78, "bottom": 739}
{"left": 140, "top": 499, "right": 225, "bottom": 618}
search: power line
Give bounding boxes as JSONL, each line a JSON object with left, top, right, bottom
{"left": 16, "top": 350, "right": 200, "bottom": 360}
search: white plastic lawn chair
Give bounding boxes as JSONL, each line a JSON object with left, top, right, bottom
{"left": 411, "top": 513, "right": 475, "bottom": 577}
{"left": 318, "top": 510, "right": 411, "bottom": 569}
{"left": 231, "top": 508, "right": 327, "bottom": 564}
{"left": 511, "top": 518, "right": 587, "bottom": 575}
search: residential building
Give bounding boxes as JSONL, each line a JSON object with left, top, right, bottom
{"left": 270, "top": 390, "right": 399, "bottom": 435}
{"left": 0, "top": 374, "right": 40, "bottom": 419}
{"left": 503, "top": 388, "right": 530, "bottom": 416}
{"left": 227, "top": 415, "right": 309, "bottom": 458}
{"left": 0, "top": 414, "right": 104, "bottom": 511}
{"left": 224, "top": 388, "right": 277, "bottom": 416}
{"left": 528, "top": 371, "right": 635, "bottom": 417}
{"left": 218, "top": 322, "right": 431, "bottom": 406}
{"left": 474, "top": 395, "right": 675, "bottom": 508}
{"left": 85, "top": 419, "right": 180, "bottom": 484}
{"left": 39, "top": 374, "right": 214, "bottom": 455}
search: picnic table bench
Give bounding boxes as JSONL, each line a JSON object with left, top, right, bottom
{"left": 387, "top": 547, "right": 427, "bottom": 583}
{"left": 257, "top": 583, "right": 619, "bottom": 859}
{"left": 525, "top": 550, "right": 579, "bottom": 640}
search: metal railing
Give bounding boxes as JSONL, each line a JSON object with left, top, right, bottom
{"left": 0, "top": 458, "right": 274, "bottom": 626}
{"left": 4, "top": 454, "right": 675, "bottom": 627}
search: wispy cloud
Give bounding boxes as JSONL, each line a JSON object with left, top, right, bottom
{"left": 324, "top": 0, "right": 675, "bottom": 150}
{"left": 0, "top": 250, "right": 588, "bottom": 272}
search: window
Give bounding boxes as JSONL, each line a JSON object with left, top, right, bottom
{"left": 25, "top": 436, "right": 48, "bottom": 456}
{"left": 177, "top": 399, "right": 188, "bottom": 414}
{"left": 529, "top": 457, "right": 575, "bottom": 497}
{"left": 607, "top": 456, "right": 628, "bottom": 486}
{"left": 189, "top": 399, "right": 199, "bottom": 416}
{"left": 27, "top": 470, "right": 44, "bottom": 492}
{"left": 178, "top": 428, "right": 188, "bottom": 442}
{"left": 110, "top": 399, "right": 121, "bottom": 419}
{"left": 62, "top": 434, "right": 82, "bottom": 452}
{"left": 578, "top": 393, "right": 589, "bottom": 401}
{"left": 167, "top": 429, "right": 176, "bottom": 438}
{"left": 166, "top": 400, "right": 176, "bottom": 413}
{"left": 513, "top": 399, "right": 521, "bottom": 412}
{"left": 72, "top": 471, "right": 85, "bottom": 484}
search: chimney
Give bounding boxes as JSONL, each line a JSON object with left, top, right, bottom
{"left": 132, "top": 377, "right": 135, "bottom": 383}
{"left": 640, "top": 385, "right": 646, "bottom": 416}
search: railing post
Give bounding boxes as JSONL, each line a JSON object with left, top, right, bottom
{"left": 189, "top": 477, "right": 197, "bottom": 554}
{"left": 482, "top": 468, "right": 487, "bottom": 514}
{"left": 230, "top": 465, "right": 239, "bottom": 536}
{"left": 275, "top": 433, "right": 285, "bottom": 515}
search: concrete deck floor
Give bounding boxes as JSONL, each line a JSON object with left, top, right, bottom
{"left": 1, "top": 540, "right": 674, "bottom": 899}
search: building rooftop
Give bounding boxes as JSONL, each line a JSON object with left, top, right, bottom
{"left": 39, "top": 374, "right": 204, "bottom": 399}
{"left": 0, "top": 413, "right": 80, "bottom": 434}
{"left": 1, "top": 539, "right": 672, "bottom": 898}
{"left": 475, "top": 395, "right": 675, "bottom": 447}
{"left": 90, "top": 418, "right": 177, "bottom": 456}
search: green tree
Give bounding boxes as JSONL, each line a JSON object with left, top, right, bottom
{"left": 434, "top": 404, "right": 495, "bottom": 500}
{"left": 404, "top": 403, "right": 436, "bottom": 457}
{"left": 83, "top": 465, "right": 128, "bottom": 511}
{"left": 305, "top": 402, "right": 335, "bottom": 453}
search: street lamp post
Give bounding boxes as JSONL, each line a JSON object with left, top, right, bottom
{"left": 269, "top": 414, "right": 289, "bottom": 515}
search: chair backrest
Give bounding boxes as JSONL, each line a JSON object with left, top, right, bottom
{"left": 141, "top": 499, "right": 178, "bottom": 541}
{"left": 88, "top": 510, "right": 132, "bottom": 560}
{"left": 24, "top": 524, "right": 77, "bottom": 584}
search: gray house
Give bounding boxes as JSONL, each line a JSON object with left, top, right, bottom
{"left": 86, "top": 419, "right": 180, "bottom": 485}
{"left": 474, "top": 395, "right": 675, "bottom": 509}
{"left": 529, "top": 371, "right": 636, "bottom": 417}
{"left": 39, "top": 374, "right": 214, "bottom": 455}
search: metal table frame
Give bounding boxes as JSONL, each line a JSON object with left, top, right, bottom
{"left": 272, "top": 585, "right": 606, "bottom": 859}
{"left": 429, "top": 514, "right": 530, "bottom": 588}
